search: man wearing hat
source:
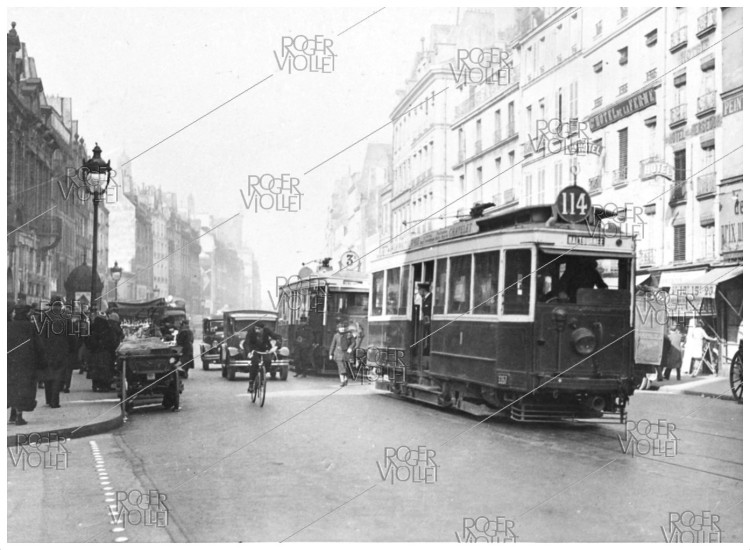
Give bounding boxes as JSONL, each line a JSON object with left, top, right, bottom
{"left": 175, "top": 320, "right": 194, "bottom": 378}
{"left": 38, "top": 297, "right": 77, "bottom": 408}
{"left": 8, "top": 303, "right": 47, "bottom": 424}
{"left": 417, "top": 282, "right": 433, "bottom": 356}
{"left": 243, "top": 322, "right": 282, "bottom": 393}
{"left": 329, "top": 321, "right": 355, "bottom": 386}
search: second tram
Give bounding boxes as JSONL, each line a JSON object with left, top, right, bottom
{"left": 277, "top": 270, "right": 369, "bottom": 375}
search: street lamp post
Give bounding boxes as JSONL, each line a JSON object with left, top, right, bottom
{"left": 81, "top": 144, "right": 113, "bottom": 312}
{"left": 110, "top": 261, "right": 123, "bottom": 302}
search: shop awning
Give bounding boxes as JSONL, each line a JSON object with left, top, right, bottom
{"left": 654, "top": 268, "right": 706, "bottom": 293}
{"left": 670, "top": 265, "right": 742, "bottom": 297}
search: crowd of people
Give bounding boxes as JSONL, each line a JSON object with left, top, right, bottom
{"left": 7, "top": 297, "right": 194, "bottom": 426}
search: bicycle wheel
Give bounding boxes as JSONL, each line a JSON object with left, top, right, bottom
{"left": 259, "top": 365, "right": 267, "bottom": 407}
{"left": 251, "top": 371, "right": 259, "bottom": 403}
{"left": 730, "top": 350, "right": 743, "bottom": 403}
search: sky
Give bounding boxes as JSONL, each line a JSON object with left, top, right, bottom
{"left": 8, "top": 6, "right": 461, "bottom": 308}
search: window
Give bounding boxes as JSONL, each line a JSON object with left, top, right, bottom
{"left": 525, "top": 174, "right": 532, "bottom": 204}
{"left": 646, "top": 29, "right": 658, "bottom": 47}
{"left": 618, "top": 128, "right": 628, "bottom": 179}
{"left": 554, "top": 161, "right": 563, "bottom": 195}
{"left": 473, "top": 251, "right": 499, "bottom": 314}
{"left": 434, "top": 258, "right": 447, "bottom": 314}
{"left": 593, "top": 61, "right": 603, "bottom": 73}
{"left": 501, "top": 249, "right": 532, "bottom": 315}
{"left": 458, "top": 127, "right": 465, "bottom": 161}
{"left": 495, "top": 109, "right": 502, "bottom": 142}
{"left": 495, "top": 157, "right": 502, "bottom": 178}
{"left": 537, "top": 169, "right": 545, "bottom": 203}
{"left": 448, "top": 255, "right": 472, "bottom": 313}
{"left": 569, "top": 81, "right": 578, "bottom": 119}
{"left": 459, "top": 174, "right": 465, "bottom": 194}
{"left": 674, "top": 149, "right": 686, "bottom": 182}
{"left": 674, "top": 225, "right": 686, "bottom": 261}
{"left": 526, "top": 105, "right": 533, "bottom": 133}
{"left": 508, "top": 102, "right": 515, "bottom": 134}
{"left": 557, "top": 88, "right": 563, "bottom": 121}
{"left": 595, "top": 20, "right": 602, "bottom": 37}
{"left": 476, "top": 166, "right": 483, "bottom": 187}
{"left": 372, "top": 271, "right": 384, "bottom": 315}
{"left": 618, "top": 47, "right": 628, "bottom": 65}
{"left": 620, "top": 7, "right": 628, "bottom": 19}
{"left": 386, "top": 268, "right": 401, "bottom": 315}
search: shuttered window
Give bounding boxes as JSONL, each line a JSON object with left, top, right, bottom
{"left": 674, "top": 225, "right": 686, "bottom": 261}
{"left": 618, "top": 128, "right": 628, "bottom": 178}
{"left": 674, "top": 149, "right": 686, "bottom": 181}
{"left": 569, "top": 81, "right": 578, "bottom": 119}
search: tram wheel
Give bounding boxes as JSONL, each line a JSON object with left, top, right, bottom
{"left": 730, "top": 350, "right": 743, "bottom": 403}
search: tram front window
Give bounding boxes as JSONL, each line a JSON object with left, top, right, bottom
{"left": 328, "top": 292, "right": 369, "bottom": 315}
{"left": 537, "top": 254, "right": 630, "bottom": 304}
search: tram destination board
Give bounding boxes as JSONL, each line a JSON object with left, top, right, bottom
{"left": 567, "top": 234, "right": 605, "bottom": 246}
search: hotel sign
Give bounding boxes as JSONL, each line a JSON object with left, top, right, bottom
{"left": 666, "top": 114, "right": 722, "bottom": 145}
{"left": 409, "top": 219, "right": 479, "bottom": 248}
{"left": 723, "top": 93, "right": 743, "bottom": 116}
{"left": 588, "top": 87, "right": 657, "bottom": 132}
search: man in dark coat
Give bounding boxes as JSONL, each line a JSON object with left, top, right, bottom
{"left": 38, "top": 298, "right": 77, "bottom": 408}
{"left": 87, "top": 313, "right": 118, "bottom": 391}
{"left": 175, "top": 320, "right": 194, "bottom": 378}
{"left": 243, "top": 323, "right": 281, "bottom": 392}
{"left": 8, "top": 304, "right": 47, "bottom": 424}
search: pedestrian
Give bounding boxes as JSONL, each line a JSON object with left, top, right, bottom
{"left": 293, "top": 333, "right": 313, "bottom": 377}
{"left": 87, "top": 311, "right": 118, "bottom": 391}
{"left": 175, "top": 320, "right": 194, "bottom": 378}
{"left": 8, "top": 303, "right": 47, "bottom": 425}
{"left": 329, "top": 321, "right": 355, "bottom": 386}
{"left": 681, "top": 318, "right": 717, "bottom": 376}
{"left": 38, "top": 297, "right": 76, "bottom": 408}
{"left": 662, "top": 324, "right": 683, "bottom": 381}
{"left": 417, "top": 282, "right": 432, "bottom": 356}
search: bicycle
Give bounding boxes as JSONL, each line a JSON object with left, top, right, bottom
{"left": 249, "top": 349, "right": 276, "bottom": 408}
{"left": 730, "top": 340, "right": 743, "bottom": 404}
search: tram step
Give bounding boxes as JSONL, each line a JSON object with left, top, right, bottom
{"left": 405, "top": 384, "right": 442, "bottom": 394}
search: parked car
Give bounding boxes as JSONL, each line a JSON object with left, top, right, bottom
{"left": 200, "top": 314, "right": 224, "bottom": 370}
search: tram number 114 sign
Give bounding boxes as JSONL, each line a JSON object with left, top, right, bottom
{"left": 556, "top": 186, "right": 592, "bottom": 223}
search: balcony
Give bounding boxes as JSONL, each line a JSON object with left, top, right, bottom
{"left": 503, "top": 189, "right": 516, "bottom": 204}
{"left": 670, "top": 26, "right": 687, "bottom": 53}
{"left": 475, "top": 139, "right": 483, "bottom": 156}
{"left": 589, "top": 176, "right": 602, "bottom": 194}
{"left": 612, "top": 168, "right": 628, "bottom": 186}
{"left": 696, "top": 172, "right": 716, "bottom": 197}
{"left": 669, "top": 104, "right": 687, "bottom": 128}
{"left": 697, "top": 9, "right": 717, "bottom": 39}
{"left": 696, "top": 91, "right": 716, "bottom": 117}
{"left": 522, "top": 140, "right": 534, "bottom": 157}
{"left": 646, "top": 68, "right": 657, "bottom": 82}
{"left": 669, "top": 181, "right": 687, "bottom": 205}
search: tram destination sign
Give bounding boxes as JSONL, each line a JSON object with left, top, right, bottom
{"left": 567, "top": 235, "right": 605, "bottom": 247}
{"left": 408, "top": 219, "right": 479, "bottom": 248}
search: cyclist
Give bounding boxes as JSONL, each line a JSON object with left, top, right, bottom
{"left": 244, "top": 323, "right": 282, "bottom": 393}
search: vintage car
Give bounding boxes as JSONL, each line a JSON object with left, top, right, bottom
{"left": 219, "top": 309, "right": 289, "bottom": 381}
{"left": 200, "top": 314, "right": 224, "bottom": 369}
{"left": 114, "top": 298, "right": 188, "bottom": 412}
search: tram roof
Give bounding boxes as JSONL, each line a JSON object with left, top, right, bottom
{"left": 278, "top": 270, "right": 369, "bottom": 291}
{"left": 375, "top": 204, "right": 634, "bottom": 263}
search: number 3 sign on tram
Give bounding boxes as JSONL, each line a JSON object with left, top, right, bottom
{"left": 556, "top": 186, "right": 592, "bottom": 223}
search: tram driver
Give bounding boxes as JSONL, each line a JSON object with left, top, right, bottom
{"left": 555, "top": 257, "right": 608, "bottom": 303}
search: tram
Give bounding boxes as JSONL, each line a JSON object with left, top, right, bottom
{"left": 367, "top": 196, "right": 637, "bottom": 422}
{"left": 276, "top": 269, "right": 369, "bottom": 375}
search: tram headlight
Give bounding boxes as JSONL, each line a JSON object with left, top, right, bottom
{"left": 572, "top": 327, "right": 596, "bottom": 355}
{"left": 169, "top": 357, "right": 177, "bottom": 364}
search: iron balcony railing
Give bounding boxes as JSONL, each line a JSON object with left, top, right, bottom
{"left": 670, "top": 26, "right": 687, "bottom": 51}
{"left": 670, "top": 104, "right": 687, "bottom": 126}
{"left": 696, "top": 172, "right": 716, "bottom": 196}
{"left": 697, "top": 91, "right": 716, "bottom": 115}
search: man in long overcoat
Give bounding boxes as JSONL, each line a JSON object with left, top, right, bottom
{"left": 8, "top": 304, "right": 47, "bottom": 424}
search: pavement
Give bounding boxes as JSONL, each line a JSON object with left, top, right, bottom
{"left": 638, "top": 371, "right": 739, "bottom": 402}
{"left": 7, "top": 369, "right": 124, "bottom": 447}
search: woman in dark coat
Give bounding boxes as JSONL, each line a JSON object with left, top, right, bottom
{"left": 8, "top": 304, "right": 46, "bottom": 425}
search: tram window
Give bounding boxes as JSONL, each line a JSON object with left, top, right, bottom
{"left": 399, "top": 266, "right": 409, "bottom": 315}
{"left": 448, "top": 254, "right": 472, "bottom": 314}
{"left": 536, "top": 253, "right": 630, "bottom": 303}
{"left": 434, "top": 258, "right": 447, "bottom": 314}
{"left": 372, "top": 271, "right": 384, "bottom": 315}
{"left": 386, "top": 268, "right": 401, "bottom": 315}
{"left": 502, "top": 249, "right": 531, "bottom": 315}
{"left": 473, "top": 251, "right": 499, "bottom": 314}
